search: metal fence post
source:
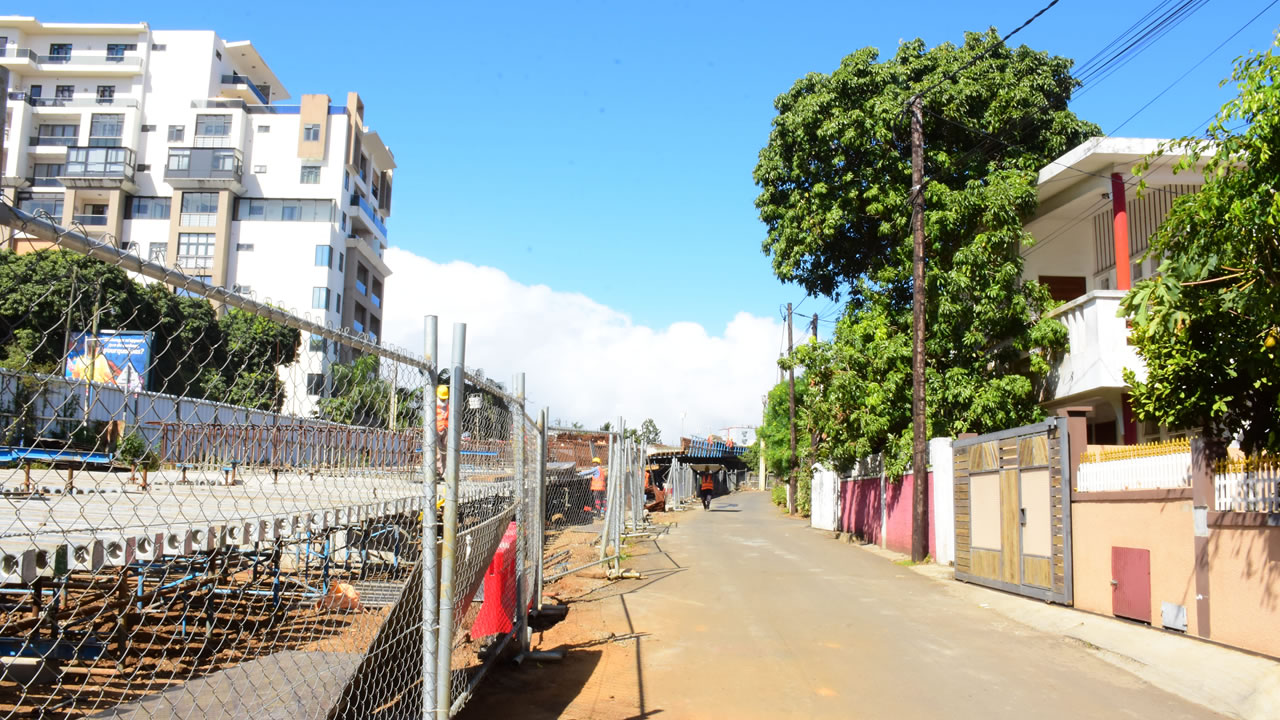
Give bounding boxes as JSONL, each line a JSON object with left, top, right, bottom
{"left": 436, "top": 322, "right": 466, "bottom": 720}
{"left": 512, "top": 373, "right": 528, "bottom": 655}
{"left": 535, "top": 407, "right": 548, "bottom": 611}
{"left": 421, "top": 316, "right": 439, "bottom": 720}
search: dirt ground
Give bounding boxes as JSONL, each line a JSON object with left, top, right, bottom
{"left": 455, "top": 512, "right": 683, "bottom": 720}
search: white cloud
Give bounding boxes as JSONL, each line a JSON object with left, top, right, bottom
{"left": 381, "top": 247, "right": 780, "bottom": 445}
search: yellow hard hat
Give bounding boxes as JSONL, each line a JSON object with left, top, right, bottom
{"left": 592, "top": 457, "right": 602, "bottom": 464}
{"left": 436, "top": 385, "right": 449, "bottom": 400}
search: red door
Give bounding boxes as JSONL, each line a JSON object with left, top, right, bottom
{"left": 1111, "top": 547, "right": 1152, "bottom": 623}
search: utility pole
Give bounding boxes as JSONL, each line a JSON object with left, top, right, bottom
{"left": 786, "top": 303, "right": 797, "bottom": 515}
{"left": 809, "top": 314, "right": 818, "bottom": 460}
{"left": 909, "top": 95, "right": 929, "bottom": 563}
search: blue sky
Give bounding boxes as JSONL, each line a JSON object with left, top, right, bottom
{"left": 33, "top": 0, "right": 1280, "bottom": 335}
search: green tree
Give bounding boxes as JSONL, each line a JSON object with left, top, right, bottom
{"left": 757, "top": 380, "right": 811, "bottom": 477}
{"left": 637, "top": 418, "right": 663, "bottom": 445}
{"left": 318, "top": 353, "right": 421, "bottom": 429}
{"left": 754, "top": 30, "right": 1096, "bottom": 475}
{"left": 0, "top": 251, "right": 149, "bottom": 374}
{"left": 1122, "top": 36, "right": 1280, "bottom": 453}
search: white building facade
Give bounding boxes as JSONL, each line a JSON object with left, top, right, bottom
{"left": 0, "top": 17, "right": 394, "bottom": 415}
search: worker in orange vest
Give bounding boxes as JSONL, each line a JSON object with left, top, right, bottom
{"left": 700, "top": 470, "right": 715, "bottom": 510}
{"left": 589, "top": 457, "right": 608, "bottom": 517}
{"left": 434, "top": 385, "right": 449, "bottom": 473}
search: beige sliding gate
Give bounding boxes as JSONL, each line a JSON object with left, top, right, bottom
{"left": 953, "top": 418, "right": 1073, "bottom": 604}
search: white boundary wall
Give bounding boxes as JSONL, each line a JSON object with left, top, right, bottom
{"left": 810, "top": 463, "right": 840, "bottom": 531}
{"left": 929, "top": 437, "right": 955, "bottom": 566}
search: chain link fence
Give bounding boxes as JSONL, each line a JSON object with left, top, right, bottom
{"left": 0, "top": 202, "right": 644, "bottom": 718}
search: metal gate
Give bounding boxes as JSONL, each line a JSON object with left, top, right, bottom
{"left": 953, "top": 418, "right": 1074, "bottom": 604}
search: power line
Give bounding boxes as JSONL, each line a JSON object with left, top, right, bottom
{"left": 1073, "top": 0, "right": 1212, "bottom": 95}
{"left": 1108, "top": 0, "right": 1280, "bottom": 135}
{"left": 913, "top": 0, "right": 1063, "bottom": 100}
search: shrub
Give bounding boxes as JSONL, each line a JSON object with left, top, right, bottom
{"left": 116, "top": 432, "right": 160, "bottom": 471}
{"left": 771, "top": 482, "right": 787, "bottom": 507}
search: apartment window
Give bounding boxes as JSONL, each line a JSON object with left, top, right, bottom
{"left": 96, "top": 86, "right": 115, "bottom": 104}
{"left": 167, "top": 125, "right": 184, "bottom": 143}
{"left": 257, "top": 125, "right": 270, "bottom": 133}
{"left": 151, "top": 43, "right": 167, "bottom": 51}
{"left": 309, "top": 335, "right": 327, "bottom": 353}
{"left": 167, "top": 149, "right": 190, "bottom": 170}
{"left": 176, "top": 233, "right": 215, "bottom": 270}
{"left": 214, "top": 49, "right": 222, "bottom": 60}
{"left": 306, "top": 373, "right": 325, "bottom": 397}
{"left": 371, "top": 280, "right": 383, "bottom": 308}
{"left": 253, "top": 165, "right": 267, "bottom": 174}
{"left": 35, "top": 124, "right": 77, "bottom": 146}
{"left": 312, "top": 287, "right": 331, "bottom": 311}
{"left": 236, "top": 243, "right": 254, "bottom": 251}
{"left": 303, "top": 124, "right": 321, "bottom": 142}
{"left": 339, "top": 213, "right": 346, "bottom": 232}
{"left": 180, "top": 192, "right": 219, "bottom": 226}
{"left": 195, "top": 114, "right": 232, "bottom": 147}
{"left": 300, "top": 166, "right": 320, "bottom": 184}
{"left": 17, "top": 193, "right": 64, "bottom": 219}
{"left": 343, "top": 170, "right": 349, "bottom": 191}
{"left": 148, "top": 242, "right": 167, "bottom": 264}
{"left": 315, "top": 245, "right": 332, "bottom": 267}
{"left": 141, "top": 125, "right": 156, "bottom": 132}
{"left": 212, "top": 149, "right": 238, "bottom": 172}
{"left": 126, "top": 197, "right": 171, "bottom": 220}
{"left": 55, "top": 85, "right": 73, "bottom": 103}
{"left": 335, "top": 293, "right": 342, "bottom": 314}
{"left": 89, "top": 114, "right": 124, "bottom": 147}
{"left": 48, "top": 43, "right": 72, "bottom": 62}
{"left": 28, "top": 85, "right": 42, "bottom": 99}
{"left": 337, "top": 252, "right": 345, "bottom": 272}
{"left": 105, "top": 43, "right": 135, "bottom": 61}
{"left": 234, "top": 198, "right": 335, "bottom": 222}
{"left": 136, "top": 164, "right": 150, "bottom": 172}
{"left": 233, "top": 284, "right": 252, "bottom": 296}
{"left": 32, "top": 164, "right": 64, "bottom": 187}
{"left": 0, "top": 37, "right": 7, "bottom": 55}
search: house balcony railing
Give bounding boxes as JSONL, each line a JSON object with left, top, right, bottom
{"left": 72, "top": 214, "right": 108, "bottom": 227}
{"left": 28, "top": 136, "right": 77, "bottom": 147}
{"left": 12, "top": 93, "right": 139, "bottom": 109}
{"left": 1042, "top": 289, "right": 1145, "bottom": 402}
{"left": 165, "top": 148, "right": 244, "bottom": 184}
{"left": 350, "top": 193, "right": 388, "bottom": 238}
{"left": 220, "top": 75, "right": 269, "bottom": 104}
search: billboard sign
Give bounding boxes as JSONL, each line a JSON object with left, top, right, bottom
{"left": 65, "top": 330, "right": 152, "bottom": 392}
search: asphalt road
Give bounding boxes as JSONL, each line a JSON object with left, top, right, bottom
{"left": 621, "top": 490, "right": 1225, "bottom": 720}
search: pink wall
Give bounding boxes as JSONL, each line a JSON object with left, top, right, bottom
{"left": 840, "top": 472, "right": 935, "bottom": 557}
{"left": 840, "top": 477, "right": 882, "bottom": 544}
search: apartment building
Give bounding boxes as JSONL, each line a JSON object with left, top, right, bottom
{"left": 0, "top": 16, "right": 394, "bottom": 415}
{"left": 1021, "top": 137, "right": 1203, "bottom": 446}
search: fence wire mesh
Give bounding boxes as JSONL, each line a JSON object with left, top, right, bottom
{"left": 0, "top": 202, "right": 430, "bottom": 719}
{"left": 0, "top": 201, "right": 639, "bottom": 719}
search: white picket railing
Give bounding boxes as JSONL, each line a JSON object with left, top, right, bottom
{"left": 1076, "top": 447, "right": 1192, "bottom": 492}
{"left": 1215, "top": 460, "right": 1280, "bottom": 512}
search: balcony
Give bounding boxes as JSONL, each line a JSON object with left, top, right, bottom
{"left": 16, "top": 94, "right": 139, "bottom": 109}
{"left": 349, "top": 192, "right": 388, "bottom": 239}
{"left": 72, "top": 214, "right": 108, "bottom": 227}
{"left": 60, "top": 146, "right": 137, "bottom": 192}
{"left": 219, "top": 75, "right": 269, "bottom": 105}
{"left": 1042, "top": 290, "right": 1146, "bottom": 404}
{"left": 28, "top": 136, "right": 77, "bottom": 147}
{"left": 0, "top": 48, "right": 142, "bottom": 76}
{"left": 165, "top": 148, "right": 244, "bottom": 193}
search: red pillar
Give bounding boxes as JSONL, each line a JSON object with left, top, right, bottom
{"left": 1111, "top": 173, "right": 1131, "bottom": 291}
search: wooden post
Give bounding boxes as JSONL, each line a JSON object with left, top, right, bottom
{"left": 787, "top": 303, "right": 797, "bottom": 516}
{"left": 909, "top": 94, "right": 929, "bottom": 563}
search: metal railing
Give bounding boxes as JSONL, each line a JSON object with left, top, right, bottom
{"left": 220, "top": 74, "right": 269, "bottom": 104}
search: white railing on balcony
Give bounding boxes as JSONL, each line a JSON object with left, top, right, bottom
{"left": 1075, "top": 440, "right": 1192, "bottom": 492}
{"left": 1215, "top": 459, "right": 1280, "bottom": 512}
{"left": 1044, "top": 290, "right": 1145, "bottom": 401}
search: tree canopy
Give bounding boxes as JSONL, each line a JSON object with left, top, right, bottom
{"left": 1122, "top": 36, "right": 1280, "bottom": 453}
{"left": 755, "top": 30, "right": 1098, "bottom": 475}
{"left": 0, "top": 250, "right": 300, "bottom": 412}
